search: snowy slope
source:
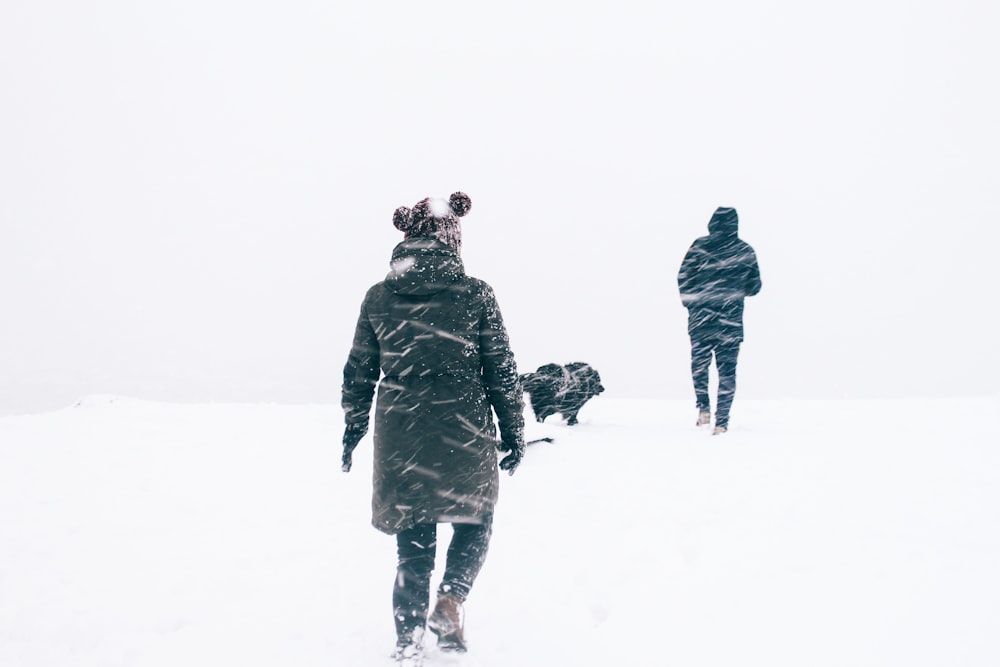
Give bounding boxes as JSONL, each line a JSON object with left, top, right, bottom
{"left": 2, "top": 395, "right": 998, "bottom": 667}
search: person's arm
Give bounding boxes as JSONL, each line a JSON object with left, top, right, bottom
{"left": 478, "top": 285, "right": 525, "bottom": 471}
{"left": 677, "top": 242, "right": 701, "bottom": 307}
{"left": 340, "top": 295, "right": 381, "bottom": 472}
{"left": 745, "top": 247, "right": 762, "bottom": 297}
{"left": 342, "top": 295, "right": 380, "bottom": 427}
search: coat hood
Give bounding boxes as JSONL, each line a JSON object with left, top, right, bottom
{"left": 384, "top": 237, "right": 465, "bottom": 296}
{"left": 708, "top": 206, "right": 739, "bottom": 236}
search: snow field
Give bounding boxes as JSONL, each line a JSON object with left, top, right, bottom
{"left": 1, "top": 395, "right": 998, "bottom": 666}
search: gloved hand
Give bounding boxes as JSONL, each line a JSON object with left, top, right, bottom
{"left": 497, "top": 429, "right": 525, "bottom": 475}
{"left": 341, "top": 422, "right": 369, "bottom": 472}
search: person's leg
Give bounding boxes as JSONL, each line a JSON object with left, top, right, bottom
{"left": 394, "top": 523, "right": 437, "bottom": 646}
{"left": 714, "top": 342, "right": 741, "bottom": 430}
{"left": 691, "top": 338, "right": 714, "bottom": 415}
{"left": 439, "top": 517, "right": 493, "bottom": 601}
{"left": 428, "top": 517, "right": 493, "bottom": 652}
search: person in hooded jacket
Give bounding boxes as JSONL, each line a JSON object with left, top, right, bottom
{"left": 677, "top": 206, "right": 762, "bottom": 434}
{"left": 341, "top": 191, "right": 525, "bottom": 664}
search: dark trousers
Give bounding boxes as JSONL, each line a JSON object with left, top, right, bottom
{"left": 690, "top": 338, "right": 741, "bottom": 428}
{"left": 393, "top": 517, "right": 493, "bottom": 640}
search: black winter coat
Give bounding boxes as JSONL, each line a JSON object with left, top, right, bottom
{"left": 342, "top": 238, "right": 524, "bottom": 535}
{"left": 677, "top": 210, "right": 762, "bottom": 344}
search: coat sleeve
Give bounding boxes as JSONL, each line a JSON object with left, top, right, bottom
{"left": 744, "top": 247, "right": 762, "bottom": 297}
{"left": 677, "top": 242, "right": 701, "bottom": 308}
{"left": 477, "top": 285, "right": 525, "bottom": 442}
{"left": 342, "top": 294, "right": 381, "bottom": 425}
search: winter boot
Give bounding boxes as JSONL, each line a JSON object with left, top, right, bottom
{"left": 392, "top": 627, "right": 425, "bottom": 667}
{"left": 696, "top": 410, "right": 711, "bottom": 427}
{"left": 712, "top": 425, "right": 727, "bottom": 435}
{"left": 427, "top": 593, "right": 467, "bottom": 653}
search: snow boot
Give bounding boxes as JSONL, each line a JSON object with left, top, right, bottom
{"left": 712, "top": 425, "right": 727, "bottom": 435}
{"left": 392, "top": 627, "right": 425, "bottom": 667}
{"left": 696, "top": 410, "right": 711, "bottom": 426}
{"left": 427, "top": 593, "right": 467, "bottom": 653}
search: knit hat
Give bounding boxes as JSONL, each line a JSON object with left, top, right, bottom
{"left": 708, "top": 206, "right": 739, "bottom": 235}
{"left": 393, "top": 192, "right": 472, "bottom": 254}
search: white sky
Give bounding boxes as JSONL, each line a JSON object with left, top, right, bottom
{"left": 2, "top": 0, "right": 998, "bottom": 415}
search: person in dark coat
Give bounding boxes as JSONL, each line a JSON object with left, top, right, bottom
{"left": 677, "top": 206, "right": 762, "bottom": 434}
{"left": 341, "top": 191, "right": 525, "bottom": 663}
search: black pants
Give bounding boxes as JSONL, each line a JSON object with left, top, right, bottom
{"left": 392, "top": 517, "right": 493, "bottom": 640}
{"left": 690, "top": 338, "right": 741, "bottom": 428}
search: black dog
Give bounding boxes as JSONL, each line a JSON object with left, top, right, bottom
{"left": 519, "top": 362, "right": 604, "bottom": 425}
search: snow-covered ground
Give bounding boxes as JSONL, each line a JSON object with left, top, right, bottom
{"left": 2, "top": 395, "right": 998, "bottom": 667}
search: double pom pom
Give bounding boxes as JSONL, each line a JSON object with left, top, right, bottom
{"left": 393, "top": 191, "right": 471, "bottom": 233}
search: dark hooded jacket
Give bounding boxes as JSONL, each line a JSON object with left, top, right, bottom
{"left": 342, "top": 237, "right": 524, "bottom": 535}
{"left": 677, "top": 208, "right": 762, "bottom": 344}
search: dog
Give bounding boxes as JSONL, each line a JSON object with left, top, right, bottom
{"left": 519, "top": 362, "right": 604, "bottom": 425}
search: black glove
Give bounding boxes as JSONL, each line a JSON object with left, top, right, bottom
{"left": 498, "top": 430, "right": 525, "bottom": 475}
{"left": 341, "top": 422, "right": 368, "bottom": 472}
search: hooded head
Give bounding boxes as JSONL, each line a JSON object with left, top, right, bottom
{"left": 708, "top": 206, "right": 739, "bottom": 236}
{"left": 392, "top": 191, "right": 472, "bottom": 254}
